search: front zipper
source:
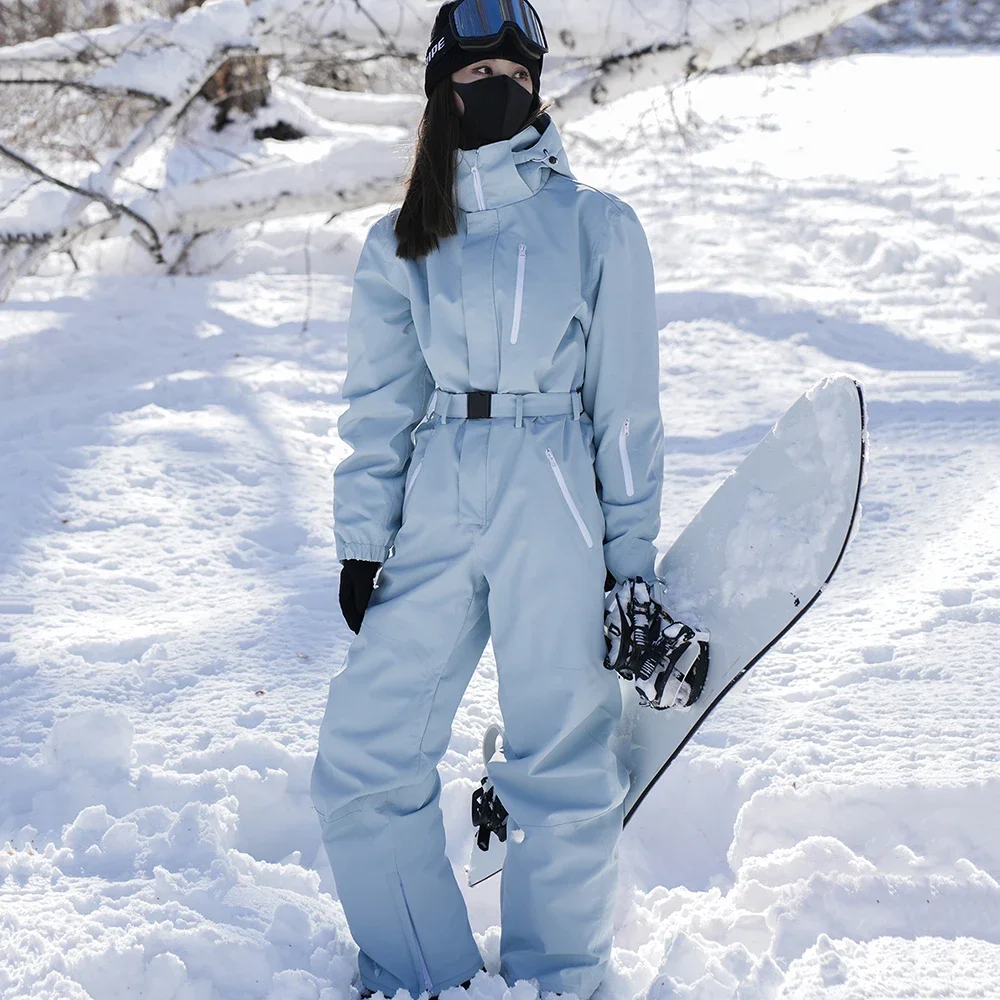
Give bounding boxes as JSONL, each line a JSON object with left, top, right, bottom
{"left": 470, "top": 162, "right": 486, "bottom": 211}
{"left": 509, "top": 243, "right": 526, "bottom": 344}
{"left": 618, "top": 417, "right": 635, "bottom": 497}
{"left": 545, "top": 448, "right": 593, "bottom": 548}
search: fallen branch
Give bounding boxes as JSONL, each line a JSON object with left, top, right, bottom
{"left": 129, "top": 129, "right": 408, "bottom": 236}
{"left": 0, "top": 43, "right": 239, "bottom": 300}
{"left": 551, "top": 0, "right": 884, "bottom": 120}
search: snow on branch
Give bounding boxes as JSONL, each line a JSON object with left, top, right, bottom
{"left": 89, "top": 3, "right": 255, "bottom": 102}
{"left": 0, "top": 21, "right": 174, "bottom": 85}
{"left": 550, "top": 0, "right": 887, "bottom": 118}
{"left": 0, "top": 2, "right": 255, "bottom": 99}
{"left": 129, "top": 129, "right": 410, "bottom": 237}
{"left": 274, "top": 78, "right": 422, "bottom": 130}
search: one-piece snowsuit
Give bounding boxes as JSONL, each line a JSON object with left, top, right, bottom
{"left": 310, "top": 113, "right": 664, "bottom": 1000}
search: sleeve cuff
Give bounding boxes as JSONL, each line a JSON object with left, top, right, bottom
{"left": 336, "top": 539, "right": 392, "bottom": 564}
{"left": 603, "top": 537, "right": 657, "bottom": 584}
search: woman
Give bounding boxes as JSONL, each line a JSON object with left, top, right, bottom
{"left": 310, "top": 2, "right": 664, "bottom": 998}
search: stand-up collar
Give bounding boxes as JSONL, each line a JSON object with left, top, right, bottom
{"left": 454, "top": 113, "right": 575, "bottom": 213}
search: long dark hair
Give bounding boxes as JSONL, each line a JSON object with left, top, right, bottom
{"left": 394, "top": 80, "right": 461, "bottom": 261}
{"left": 394, "top": 79, "right": 548, "bottom": 261}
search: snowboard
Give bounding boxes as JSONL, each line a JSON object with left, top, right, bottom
{"left": 468, "top": 373, "right": 867, "bottom": 887}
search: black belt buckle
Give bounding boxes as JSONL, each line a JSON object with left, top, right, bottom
{"left": 467, "top": 391, "right": 492, "bottom": 419}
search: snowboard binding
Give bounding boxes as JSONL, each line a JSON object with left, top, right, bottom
{"left": 604, "top": 578, "right": 710, "bottom": 711}
{"left": 471, "top": 776, "right": 508, "bottom": 852}
{"left": 471, "top": 724, "right": 508, "bottom": 851}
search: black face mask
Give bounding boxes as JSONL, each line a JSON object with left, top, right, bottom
{"left": 453, "top": 75, "right": 539, "bottom": 150}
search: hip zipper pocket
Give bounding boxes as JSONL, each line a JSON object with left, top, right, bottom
{"left": 618, "top": 417, "right": 634, "bottom": 497}
{"left": 545, "top": 448, "right": 593, "bottom": 548}
{"left": 402, "top": 459, "right": 423, "bottom": 517}
{"left": 510, "top": 243, "right": 526, "bottom": 344}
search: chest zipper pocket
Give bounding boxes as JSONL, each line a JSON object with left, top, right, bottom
{"left": 470, "top": 164, "right": 486, "bottom": 211}
{"left": 545, "top": 448, "right": 593, "bottom": 548}
{"left": 510, "top": 243, "right": 527, "bottom": 344}
{"left": 618, "top": 417, "right": 635, "bottom": 497}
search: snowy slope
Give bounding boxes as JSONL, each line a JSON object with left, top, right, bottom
{"left": 2, "top": 51, "right": 999, "bottom": 1000}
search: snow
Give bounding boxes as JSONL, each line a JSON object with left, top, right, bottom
{"left": 3, "top": 49, "right": 1000, "bottom": 1000}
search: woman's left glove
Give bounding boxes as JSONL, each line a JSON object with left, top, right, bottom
{"left": 339, "top": 559, "right": 381, "bottom": 634}
{"left": 603, "top": 578, "right": 710, "bottom": 710}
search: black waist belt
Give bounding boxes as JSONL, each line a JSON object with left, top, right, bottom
{"left": 427, "top": 389, "right": 584, "bottom": 423}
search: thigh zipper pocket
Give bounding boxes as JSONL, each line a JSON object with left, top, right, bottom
{"left": 545, "top": 448, "right": 593, "bottom": 548}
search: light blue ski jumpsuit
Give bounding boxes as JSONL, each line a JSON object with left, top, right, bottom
{"left": 310, "top": 114, "right": 664, "bottom": 1000}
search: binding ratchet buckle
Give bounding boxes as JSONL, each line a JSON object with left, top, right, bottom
{"left": 471, "top": 775, "right": 508, "bottom": 851}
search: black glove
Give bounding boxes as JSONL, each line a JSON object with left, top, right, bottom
{"left": 604, "top": 568, "right": 617, "bottom": 593}
{"left": 339, "top": 559, "right": 380, "bottom": 634}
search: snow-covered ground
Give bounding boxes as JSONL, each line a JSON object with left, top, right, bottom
{"left": 2, "top": 50, "right": 999, "bottom": 1000}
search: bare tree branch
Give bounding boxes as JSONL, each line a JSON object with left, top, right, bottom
{"left": 349, "top": 0, "right": 400, "bottom": 54}
{"left": 0, "top": 140, "right": 163, "bottom": 256}
{"left": 0, "top": 77, "right": 168, "bottom": 103}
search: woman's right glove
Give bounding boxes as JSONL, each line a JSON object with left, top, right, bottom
{"left": 339, "top": 559, "right": 381, "bottom": 634}
{"left": 603, "top": 578, "right": 710, "bottom": 711}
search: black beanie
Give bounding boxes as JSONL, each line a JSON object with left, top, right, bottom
{"left": 424, "top": 0, "right": 543, "bottom": 99}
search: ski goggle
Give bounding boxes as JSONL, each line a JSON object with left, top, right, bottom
{"left": 449, "top": 0, "right": 548, "bottom": 56}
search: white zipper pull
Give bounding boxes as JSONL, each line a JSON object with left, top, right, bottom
{"left": 618, "top": 417, "right": 635, "bottom": 497}
{"left": 510, "top": 243, "right": 527, "bottom": 344}
{"left": 471, "top": 161, "right": 486, "bottom": 211}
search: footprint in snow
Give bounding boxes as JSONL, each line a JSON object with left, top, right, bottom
{"left": 862, "top": 645, "right": 896, "bottom": 664}
{"left": 236, "top": 709, "right": 266, "bottom": 729}
{"left": 939, "top": 588, "right": 973, "bottom": 607}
